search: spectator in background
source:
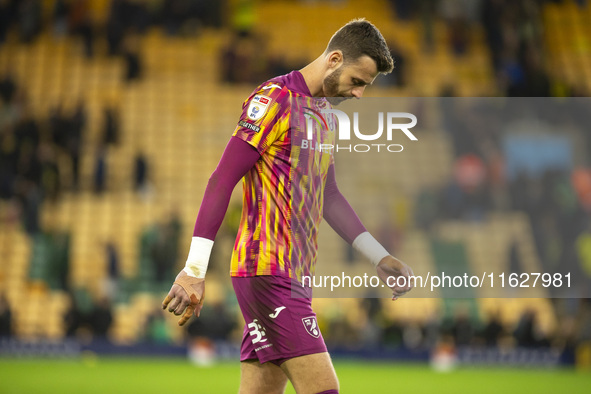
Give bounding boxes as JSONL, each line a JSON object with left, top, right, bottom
{"left": 0, "top": 125, "right": 17, "bottom": 199}
{"left": 122, "top": 33, "right": 142, "bottom": 82}
{"left": 220, "top": 32, "right": 254, "bottom": 84}
{"left": 48, "top": 97, "right": 90, "bottom": 196}
{"left": 220, "top": 31, "right": 278, "bottom": 84}
{"left": 577, "top": 300, "right": 591, "bottom": 344}
{"left": 166, "top": 210, "right": 182, "bottom": 273}
{"left": 162, "top": 0, "right": 189, "bottom": 36}
{"left": 52, "top": 0, "right": 69, "bottom": 38}
{"left": 69, "top": 0, "right": 95, "bottom": 58}
{"left": 452, "top": 153, "right": 490, "bottom": 221}
{"left": 576, "top": 225, "right": 591, "bottom": 296}
{"left": 106, "top": 0, "right": 126, "bottom": 55}
{"left": 0, "top": 0, "right": 18, "bottom": 45}
{"left": 63, "top": 293, "right": 82, "bottom": 338}
{"left": 414, "top": 188, "right": 439, "bottom": 231}
{"left": 52, "top": 230, "right": 71, "bottom": 291}
{"left": 133, "top": 150, "right": 149, "bottom": 193}
{"left": 103, "top": 240, "right": 121, "bottom": 299}
{"left": 48, "top": 102, "right": 67, "bottom": 151}
{"left": 375, "top": 41, "right": 408, "bottom": 88}
{"left": 145, "top": 307, "right": 173, "bottom": 344}
{"left": 514, "top": 309, "right": 548, "bottom": 348}
{"left": 508, "top": 240, "right": 524, "bottom": 276}
{"left": 90, "top": 297, "right": 113, "bottom": 339}
{"left": 388, "top": 43, "right": 407, "bottom": 87}
{"left": 151, "top": 224, "right": 172, "bottom": 285}
{"left": 150, "top": 212, "right": 182, "bottom": 285}
{"left": 68, "top": 99, "right": 87, "bottom": 191}
{"left": 0, "top": 70, "right": 17, "bottom": 103}
{"left": 102, "top": 105, "right": 120, "bottom": 146}
{"left": 93, "top": 144, "right": 107, "bottom": 194}
{"left": 439, "top": 0, "right": 476, "bottom": 56}
{"left": 38, "top": 142, "right": 61, "bottom": 202}
{"left": 506, "top": 45, "right": 550, "bottom": 97}
{"left": 14, "top": 179, "right": 41, "bottom": 236}
{"left": 481, "top": 0, "right": 505, "bottom": 71}
{"left": 450, "top": 307, "right": 475, "bottom": 347}
{"left": 186, "top": 297, "right": 237, "bottom": 364}
{"left": 482, "top": 310, "right": 504, "bottom": 347}
{"left": 389, "top": 0, "right": 414, "bottom": 20}
{"left": 14, "top": 106, "right": 40, "bottom": 165}
{"left": 0, "top": 293, "right": 12, "bottom": 337}
{"left": 0, "top": 71, "right": 20, "bottom": 199}
{"left": 14, "top": 124, "right": 42, "bottom": 199}
{"left": 479, "top": 0, "right": 549, "bottom": 96}
{"left": 187, "top": 299, "right": 236, "bottom": 342}
{"left": 418, "top": 0, "right": 437, "bottom": 53}
{"left": 448, "top": 15, "right": 470, "bottom": 56}
{"left": 423, "top": 311, "right": 442, "bottom": 349}
{"left": 18, "top": 0, "right": 42, "bottom": 44}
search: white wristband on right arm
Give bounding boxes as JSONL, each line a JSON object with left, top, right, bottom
{"left": 352, "top": 231, "right": 390, "bottom": 267}
{"left": 183, "top": 236, "right": 214, "bottom": 279}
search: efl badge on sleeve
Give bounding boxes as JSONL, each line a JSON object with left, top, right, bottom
{"left": 302, "top": 316, "right": 320, "bottom": 338}
{"left": 247, "top": 95, "right": 271, "bottom": 121}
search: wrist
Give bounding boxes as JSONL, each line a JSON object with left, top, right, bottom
{"left": 352, "top": 232, "right": 390, "bottom": 267}
{"left": 184, "top": 236, "right": 214, "bottom": 278}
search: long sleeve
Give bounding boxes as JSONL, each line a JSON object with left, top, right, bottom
{"left": 322, "top": 163, "right": 367, "bottom": 244}
{"left": 192, "top": 136, "right": 260, "bottom": 240}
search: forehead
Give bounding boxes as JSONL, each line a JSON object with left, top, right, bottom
{"left": 343, "top": 55, "right": 379, "bottom": 83}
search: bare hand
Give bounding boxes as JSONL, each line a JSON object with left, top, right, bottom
{"left": 376, "top": 255, "right": 414, "bottom": 300}
{"left": 162, "top": 270, "right": 205, "bottom": 326}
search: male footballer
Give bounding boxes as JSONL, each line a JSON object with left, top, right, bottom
{"left": 163, "top": 19, "right": 414, "bottom": 394}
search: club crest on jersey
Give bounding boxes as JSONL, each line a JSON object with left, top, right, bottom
{"left": 247, "top": 95, "right": 271, "bottom": 121}
{"left": 302, "top": 316, "right": 320, "bottom": 338}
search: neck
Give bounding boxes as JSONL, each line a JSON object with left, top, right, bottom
{"left": 299, "top": 55, "right": 326, "bottom": 97}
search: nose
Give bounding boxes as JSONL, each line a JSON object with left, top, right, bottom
{"left": 351, "top": 86, "right": 366, "bottom": 98}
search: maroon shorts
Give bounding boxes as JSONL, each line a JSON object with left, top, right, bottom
{"left": 231, "top": 275, "right": 328, "bottom": 365}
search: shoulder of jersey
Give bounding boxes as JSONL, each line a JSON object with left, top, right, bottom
{"left": 246, "top": 81, "right": 290, "bottom": 109}
{"left": 255, "top": 81, "right": 286, "bottom": 96}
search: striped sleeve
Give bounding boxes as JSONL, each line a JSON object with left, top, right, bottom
{"left": 233, "top": 83, "right": 290, "bottom": 154}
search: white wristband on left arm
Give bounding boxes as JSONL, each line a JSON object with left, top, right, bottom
{"left": 183, "top": 236, "right": 214, "bottom": 279}
{"left": 352, "top": 231, "right": 390, "bottom": 267}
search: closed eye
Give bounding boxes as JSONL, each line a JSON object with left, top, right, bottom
{"left": 352, "top": 78, "right": 367, "bottom": 87}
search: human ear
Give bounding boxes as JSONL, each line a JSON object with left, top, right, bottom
{"left": 326, "top": 50, "right": 343, "bottom": 69}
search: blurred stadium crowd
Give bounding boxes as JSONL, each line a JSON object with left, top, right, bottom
{"left": 0, "top": 0, "right": 590, "bottom": 367}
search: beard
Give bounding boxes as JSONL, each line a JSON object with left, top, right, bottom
{"left": 322, "top": 67, "right": 348, "bottom": 105}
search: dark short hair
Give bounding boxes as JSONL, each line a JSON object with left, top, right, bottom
{"left": 325, "top": 18, "right": 394, "bottom": 74}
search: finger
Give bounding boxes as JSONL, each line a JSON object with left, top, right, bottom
{"left": 173, "top": 299, "right": 190, "bottom": 316}
{"left": 392, "top": 285, "right": 410, "bottom": 298}
{"left": 178, "top": 304, "right": 195, "bottom": 326}
{"left": 167, "top": 295, "right": 181, "bottom": 313}
{"left": 397, "top": 284, "right": 411, "bottom": 294}
{"left": 395, "top": 283, "right": 411, "bottom": 295}
{"left": 399, "top": 274, "right": 413, "bottom": 292}
{"left": 404, "top": 269, "right": 415, "bottom": 289}
{"left": 393, "top": 290, "right": 408, "bottom": 299}
{"left": 398, "top": 288, "right": 412, "bottom": 297}
{"left": 162, "top": 295, "right": 173, "bottom": 310}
